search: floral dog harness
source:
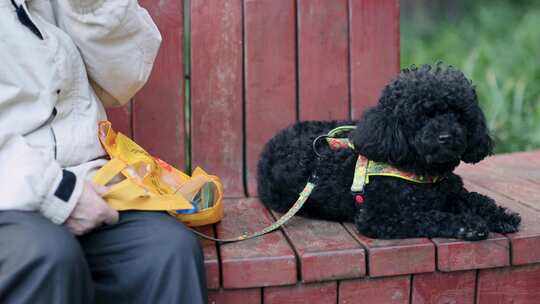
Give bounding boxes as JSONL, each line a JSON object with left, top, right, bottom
{"left": 325, "top": 126, "right": 442, "bottom": 204}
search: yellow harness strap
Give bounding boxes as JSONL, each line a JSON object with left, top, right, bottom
{"left": 350, "top": 155, "right": 442, "bottom": 194}
{"left": 325, "top": 125, "right": 442, "bottom": 195}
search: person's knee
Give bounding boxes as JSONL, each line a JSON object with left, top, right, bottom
{"left": 29, "top": 231, "right": 84, "bottom": 272}
{"left": 5, "top": 213, "right": 84, "bottom": 274}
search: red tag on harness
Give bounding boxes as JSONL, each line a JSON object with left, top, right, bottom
{"left": 355, "top": 195, "right": 364, "bottom": 205}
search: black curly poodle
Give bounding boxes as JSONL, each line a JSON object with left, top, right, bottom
{"left": 257, "top": 64, "right": 521, "bottom": 241}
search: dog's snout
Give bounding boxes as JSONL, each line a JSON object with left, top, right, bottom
{"left": 438, "top": 133, "right": 452, "bottom": 144}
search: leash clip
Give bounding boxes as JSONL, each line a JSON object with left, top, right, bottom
{"left": 312, "top": 135, "right": 329, "bottom": 157}
{"left": 308, "top": 171, "right": 320, "bottom": 185}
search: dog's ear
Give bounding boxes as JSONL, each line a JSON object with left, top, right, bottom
{"left": 461, "top": 110, "right": 493, "bottom": 163}
{"left": 350, "top": 107, "right": 410, "bottom": 164}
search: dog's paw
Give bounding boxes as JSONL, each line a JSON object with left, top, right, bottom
{"left": 456, "top": 220, "right": 489, "bottom": 241}
{"left": 456, "top": 227, "right": 488, "bottom": 241}
{"left": 490, "top": 211, "right": 521, "bottom": 234}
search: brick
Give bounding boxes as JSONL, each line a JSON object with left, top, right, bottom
{"left": 344, "top": 223, "right": 435, "bottom": 277}
{"left": 208, "top": 288, "right": 261, "bottom": 304}
{"left": 265, "top": 282, "right": 337, "bottom": 304}
{"left": 218, "top": 198, "right": 296, "bottom": 288}
{"left": 412, "top": 270, "right": 475, "bottom": 304}
{"left": 433, "top": 233, "right": 509, "bottom": 272}
{"left": 477, "top": 264, "right": 540, "bottom": 304}
{"left": 339, "top": 276, "right": 410, "bottom": 304}
{"left": 272, "top": 212, "right": 366, "bottom": 282}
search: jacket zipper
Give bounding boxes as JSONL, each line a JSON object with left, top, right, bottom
{"left": 11, "top": 0, "right": 44, "bottom": 40}
{"left": 50, "top": 127, "right": 58, "bottom": 160}
{"left": 50, "top": 107, "right": 58, "bottom": 160}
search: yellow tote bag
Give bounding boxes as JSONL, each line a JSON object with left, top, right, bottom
{"left": 92, "top": 121, "right": 224, "bottom": 227}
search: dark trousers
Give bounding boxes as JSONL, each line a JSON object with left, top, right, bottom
{"left": 0, "top": 211, "right": 207, "bottom": 304}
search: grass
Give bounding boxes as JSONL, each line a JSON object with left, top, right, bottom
{"left": 401, "top": 0, "right": 540, "bottom": 153}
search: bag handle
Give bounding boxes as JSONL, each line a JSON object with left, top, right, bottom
{"left": 93, "top": 158, "right": 127, "bottom": 186}
{"left": 92, "top": 158, "right": 195, "bottom": 211}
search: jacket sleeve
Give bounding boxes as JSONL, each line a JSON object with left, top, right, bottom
{"left": 52, "top": 0, "right": 162, "bottom": 106}
{"left": 0, "top": 133, "right": 84, "bottom": 225}
{"left": 0, "top": 20, "right": 89, "bottom": 225}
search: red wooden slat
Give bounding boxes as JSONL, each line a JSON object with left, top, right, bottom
{"left": 208, "top": 288, "right": 261, "bottom": 304}
{"left": 456, "top": 161, "right": 540, "bottom": 212}
{"left": 432, "top": 234, "right": 509, "bottom": 272}
{"left": 457, "top": 153, "right": 540, "bottom": 182}
{"left": 411, "top": 271, "right": 476, "bottom": 304}
{"left": 339, "top": 276, "right": 410, "bottom": 304}
{"left": 464, "top": 181, "right": 540, "bottom": 266}
{"left": 477, "top": 264, "right": 540, "bottom": 304}
{"left": 191, "top": 0, "right": 244, "bottom": 197}
{"left": 106, "top": 105, "right": 132, "bottom": 138}
{"left": 217, "top": 198, "right": 296, "bottom": 288}
{"left": 264, "top": 282, "right": 337, "bottom": 304}
{"left": 194, "top": 225, "right": 220, "bottom": 290}
{"left": 514, "top": 149, "right": 540, "bottom": 165}
{"left": 475, "top": 151, "right": 540, "bottom": 185}
{"left": 482, "top": 150, "right": 540, "bottom": 167}
{"left": 343, "top": 223, "right": 435, "bottom": 277}
{"left": 349, "top": 0, "right": 400, "bottom": 118}
{"left": 133, "top": 1, "right": 184, "bottom": 168}
{"left": 482, "top": 150, "right": 540, "bottom": 165}
{"left": 244, "top": 0, "right": 297, "bottom": 197}
{"left": 297, "top": 0, "right": 349, "bottom": 120}
{"left": 272, "top": 212, "right": 366, "bottom": 283}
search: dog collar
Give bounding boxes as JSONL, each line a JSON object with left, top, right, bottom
{"left": 350, "top": 154, "right": 442, "bottom": 193}
{"left": 324, "top": 126, "right": 442, "bottom": 203}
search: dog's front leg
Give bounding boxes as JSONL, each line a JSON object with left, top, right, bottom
{"left": 354, "top": 207, "right": 490, "bottom": 241}
{"left": 454, "top": 191, "right": 521, "bottom": 234}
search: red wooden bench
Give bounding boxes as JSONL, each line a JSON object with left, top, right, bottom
{"left": 108, "top": 1, "right": 540, "bottom": 303}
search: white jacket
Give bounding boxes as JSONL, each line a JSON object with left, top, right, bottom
{"left": 0, "top": 0, "right": 161, "bottom": 224}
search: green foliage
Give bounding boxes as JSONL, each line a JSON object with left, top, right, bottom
{"left": 401, "top": 0, "right": 540, "bottom": 153}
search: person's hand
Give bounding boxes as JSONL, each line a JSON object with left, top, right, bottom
{"left": 64, "top": 181, "right": 119, "bottom": 235}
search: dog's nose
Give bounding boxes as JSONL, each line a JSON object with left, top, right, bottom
{"left": 438, "top": 133, "right": 452, "bottom": 144}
